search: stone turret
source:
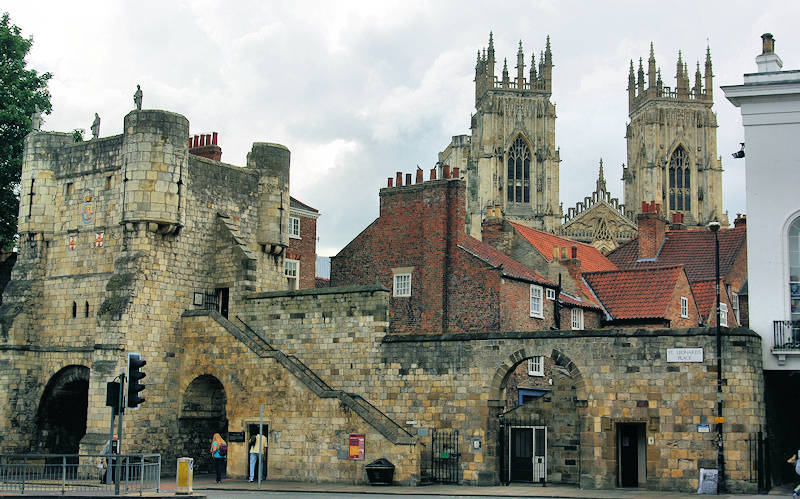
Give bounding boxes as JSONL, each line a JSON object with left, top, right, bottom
{"left": 247, "top": 143, "right": 290, "bottom": 255}
{"left": 122, "top": 110, "right": 188, "bottom": 233}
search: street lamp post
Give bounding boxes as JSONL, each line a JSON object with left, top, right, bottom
{"left": 708, "top": 220, "right": 724, "bottom": 494}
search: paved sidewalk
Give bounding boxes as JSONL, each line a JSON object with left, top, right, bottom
{"left": 189, "top": 474, "right": 792, "bottom": 498}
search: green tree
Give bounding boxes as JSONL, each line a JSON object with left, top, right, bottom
{"left": 0, "top": 12, "right": 51, "bottom": 250}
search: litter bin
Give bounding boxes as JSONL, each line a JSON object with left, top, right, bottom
{"left": 176, "top": 457, "right": 194, "bottom": 495}
{"left": 365, "top": 457, "right": 394, "bottom": 485}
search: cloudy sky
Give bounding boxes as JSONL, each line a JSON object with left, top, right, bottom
{"left": 6, "top": 1, "right": 798, "bottom": 256}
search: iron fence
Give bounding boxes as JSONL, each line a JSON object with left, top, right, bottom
{"left": 746, "top": 431, "right": 770, "bottom": 492}
{"left": 773, "top": 320, "right": 800, "bottom": 349}
{"left": 0, "top": 454, "right": 161, "bottom": 496}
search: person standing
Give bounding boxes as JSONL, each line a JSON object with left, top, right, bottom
{"left": 248, "top": 431, "right": 267, "bottom": 482}
{"left": 788, "top": 452, "right": 800, "bottom": 498}
{"left": 210, "top": 433, "right": 227, "bottom": 484}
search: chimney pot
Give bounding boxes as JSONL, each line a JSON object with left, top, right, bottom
{"left": 443, "top": 164, "right": 451, "bottom": 179}
{"left": 452, "top": 167, "right": 460, "bottom": 178}
{"left": 430, "top": 168, "right": 437, "bottom": 180}
{"left": 396, "top": 172, "right": 403, "bottom": 187}
{"left": 388, "top": 178, "right": 393, "bottom": 188}
{"left": 193, "top": 135, "right": 199, "bottom": 148}
{"left": 405, "top": 173, "right": 412, "bottom": 186}
{"left": 762, "top": 33, "right": 775, "bottom": 54}
{"left": 212, "top": 132, "right": 218, "bottom": 145}
{"left": 416, "top": 168, "right": 424, "bottom": 184}
{"left": 206, "top": 134, "right": 211, "bottom": 145}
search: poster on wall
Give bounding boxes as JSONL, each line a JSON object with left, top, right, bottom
{"left": 348, "top": 433, "right": 365, "bottom": 460}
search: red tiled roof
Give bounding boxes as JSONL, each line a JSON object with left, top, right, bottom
{"left": 459, "top": 237, "right": 601, "bottom": 310}
{"left": 509, "top": 222, "right": 617, "bottom": 272}
{"left": 607, "top": 227, "right": 745, "bottom": 283}
{"left": 459, "top": 236, "right": 552, "bottom": 286}
{"left": 315, "top": 277, "right": 331, "bottom": 288}
{"left": 691, "top": 279, "right": 716, "bottom": 322}
{"left": 583, "top": 266, "right": 685, "bottom": 320}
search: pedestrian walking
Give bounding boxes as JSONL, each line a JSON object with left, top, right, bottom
{"left": 248, "top": 431, "right": 267, "bottom": 482}
{"left": 210, "top": 433, "right": 227, "bottom": 484}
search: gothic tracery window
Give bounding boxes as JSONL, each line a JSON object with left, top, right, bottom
{"left": 507, "top": 136, "right": 531, "bottom": 204}
{"left": 668, "top": 146, "right": 691, "bottom": 212}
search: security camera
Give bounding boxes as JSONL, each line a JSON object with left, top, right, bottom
{"left": 732, "top": 143, "right": 745, "bottom": 159}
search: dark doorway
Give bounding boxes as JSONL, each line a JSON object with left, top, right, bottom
{"left": 510, "top": 427, "right": 533, "bottom": 482}
{"left": 507, "top": 425, "right": 547, "bottom": 483}
{"left": 36, "top": 366, "right": 90, "bottom": 455}
{"left": 617, "top": 423, "right": 645, "bottom": 487}
{"left": 178, "top": 375, "right": 227, "bottom": 474}
{"left": 246, "top": 423, "right": 268, "bottom": 480}
{"left": 215, "top": 288, "right": 229, "bottom": 318}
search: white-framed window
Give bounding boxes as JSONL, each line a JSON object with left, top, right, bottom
{"left": 530, "top": 285, "right": 543, "bottom": 318}
{"left": 571, "top": 308, "right": 584, "bottom": 330}
{"left": 546, "top": 288, "right": 556, "bottom": 300}
{"left": 527, "top": 356, "right": 544, "bottom": 376}
{"left": 680, "top": 296, "right": 689, "bottom": 318}
{"left": 730, "top": 291, "right": 740, "bottom": 324}
{"left": 284, "top": 258, "right": 299, "bottom": 290}
{"left": 720, "top": 302, "right": 728, "bottom": 327}
{"left": 288, "top": 216, "right": 300, "bottom": 238}
{"left": 393, "top": 273, "right": 411, "bottom": 297}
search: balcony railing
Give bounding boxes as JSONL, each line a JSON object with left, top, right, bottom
{"left": 773, "top": 320, "right": 800, "bottom": 350}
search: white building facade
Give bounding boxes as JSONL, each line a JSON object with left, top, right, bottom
{"left": 723, "top": 33, "right": 800, "bottom": 370}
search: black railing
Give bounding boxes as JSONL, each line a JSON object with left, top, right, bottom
{"left": 773, "top": 320, "right": 800, "bottom": 349}
{"left": 422, "top": 429, "right": 460, "bottom": 484}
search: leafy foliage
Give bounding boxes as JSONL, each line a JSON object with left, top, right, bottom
{"left": 0, "top": 13, "right": 52, "bottom": 250}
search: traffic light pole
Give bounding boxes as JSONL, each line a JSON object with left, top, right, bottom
{"left": 115, "top": 372, "right": 125, "bottom": 496}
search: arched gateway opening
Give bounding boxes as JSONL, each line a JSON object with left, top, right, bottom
{"left": 178, "top": 375, "right": 228, "bottom": 475}
{"left": 494, "top": 349, "right": 583, "bottom": 486}
{"left": 36, "top": 365, "right": 90, "bottom": 455}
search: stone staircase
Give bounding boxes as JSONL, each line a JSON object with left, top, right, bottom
{"left": 183, "top": 309, "right": 415, "bottom": 445}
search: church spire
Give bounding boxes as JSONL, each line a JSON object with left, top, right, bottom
{"left": 704, "top": 45, "right": 713, "bottom": 101}
{"left": 628, "top": 60, "right": 636, "bottom": 110}
{"left": 596, "top": 158, "right": 607, "bottom": 193}
{"left": 637, "top": 57, "right": 645, "bottom": 94}
{"left": 676, "top": 51, "right": 689, "bottom": 97}
{"left": 694, "top": 61, "right": 703, "bottom": 97}
{"left": 516, "top": 40, "right": 525, "bottom": 89}
{"left": 543, "top": 35, "right": 553, "bottom": 92}
{"left": 529, "top": 52, "right": 537, "bottom": 82}
{"left": 487, "top": 31, "right": 496, "bottom": 85}
{"left": 648, "top": 42, "right": 656, "bottom": 89}
{"left": 502, "top": 58, "right": 510, "bottom": 87}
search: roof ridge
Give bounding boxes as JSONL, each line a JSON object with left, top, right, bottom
{"left": 585, "top": 264, "right": 684, "bottom": 276}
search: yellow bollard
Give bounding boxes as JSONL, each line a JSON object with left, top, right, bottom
{"left": 176, "top": 457, "right": 194, "bottom": 495}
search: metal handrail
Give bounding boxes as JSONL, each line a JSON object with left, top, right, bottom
{"left": 0, "top": 453, "right": 160, "bottom": 496}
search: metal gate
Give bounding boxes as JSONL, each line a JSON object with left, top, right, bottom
{"left": 499, "top": 416, "right": 547, "bottom": 485}
{"left": 747, "top": 430, "right": 770, "bottom": 492}
{"left": 423, "top": 429, "right": 460, "bottom": 484}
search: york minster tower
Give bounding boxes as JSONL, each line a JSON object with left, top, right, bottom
{"left": 440, "top": 33, "right": 560, "bottom": 238}
{"left": 623, "top": 44, "right": 726, "bottom": 227}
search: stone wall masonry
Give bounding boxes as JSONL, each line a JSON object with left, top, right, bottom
{"left": 179, "top": 312, "right": 419, "bottom": 484}
{"left": 239, "top": 287, "right": 763, "bottom": 492}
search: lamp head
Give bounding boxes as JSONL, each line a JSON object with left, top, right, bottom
{"left": 707, "top": 221, "right": 721, "bottom": 233}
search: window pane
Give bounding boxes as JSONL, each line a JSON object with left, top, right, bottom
{"left": 523, "top": 185, "right": 530, "bottom": 203}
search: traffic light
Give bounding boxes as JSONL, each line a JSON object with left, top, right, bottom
{"left": 106, "top": 381, "right": 122, "bottom": 414}
{"left": 127, "top": 353, "right": 146, "bottom": 408}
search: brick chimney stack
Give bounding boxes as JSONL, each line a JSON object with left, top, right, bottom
{"left": 637, "top": 201, "right": 667, "bottom": 260}
{"left": 734, "top": 213, "right": 747, "bottom": 227}
{"left": 188, "top": 132, "right": 222, "bottom": 161}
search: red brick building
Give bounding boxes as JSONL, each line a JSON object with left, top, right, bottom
{"left": 286, "top": 197, "right": 319, "bottom": 290}
{"left": 331, "top": 169, "right": 602, "bottom": 334}
{"left": 608, "top": 202, "right": 747, "bottom": 327}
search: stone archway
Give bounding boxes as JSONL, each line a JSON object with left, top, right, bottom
{"left": 492, "top": 347, "right": 585, "bottom": 485}
{"left": 35, "top": 365, "right": 90, "bottom": 455}
{"left": 178, "top": 374, "right": 227, "bottom": 474}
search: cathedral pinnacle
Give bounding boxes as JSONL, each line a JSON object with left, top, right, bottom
{"left": 648, "top": 42, "right": 656, "bottom": 89}
{"left": 597, "top": 158, "right": 606, "bottom": 193}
